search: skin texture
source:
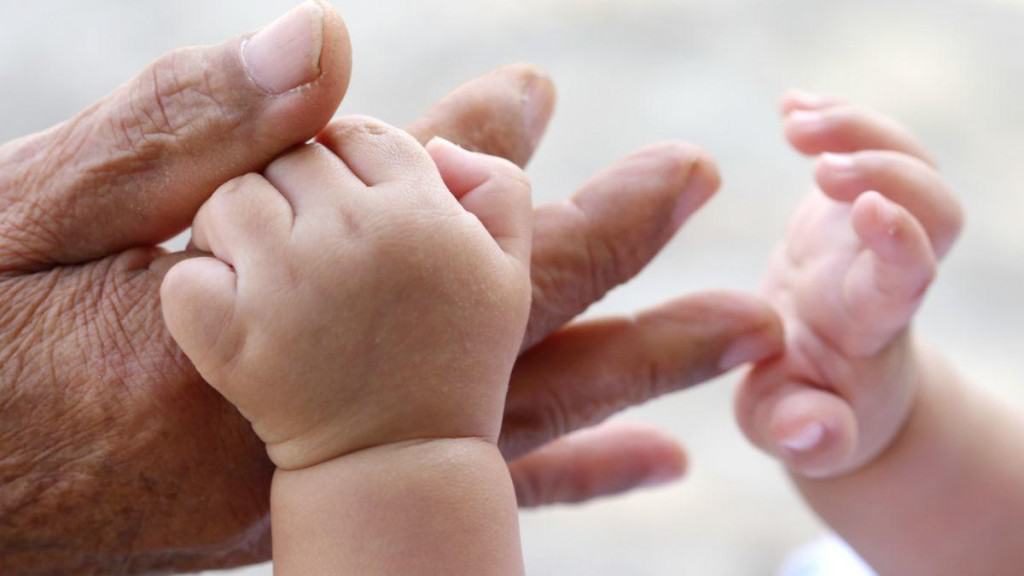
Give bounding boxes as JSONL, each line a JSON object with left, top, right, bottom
{"left": 163, "top": 121, "right": 533, "bottom": 575}
{"left": 735, "top": 95, "right": 1024, "bottom": 574}
{"left": 163, "top": 125, "right": 533, "bottom": 465}
{"left": 0, "top": 4, "right": 782, "bottom": 574}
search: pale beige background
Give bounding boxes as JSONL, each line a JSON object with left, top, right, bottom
{"left": 3, "top": 1, "right": 1023, "bottom": 574}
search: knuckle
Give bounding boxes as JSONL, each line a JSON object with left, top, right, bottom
{"left": 205, "top": 174, "right": 264, "bottom": 218}
{"left": 325, "top": 115, "right": 394, "bottom": 141}
{"left": 575, "top": 215, "right": 636, "bottom": 303}
{"left": 217, "top": 173, "right": 264, "bottom": 199}
{"left": 265, "top": 144, "right": 310, "bottom": 175}
{"left": 536, "top": 385, "right": 580, "bottom": 445}
{"left": 527, "top": 207, "right": 635, "bottom": 341}
{"left": 108, "top": 47, "right": 237, "bottom": 157}
{"left": 493, "top": 167, "right": 532, "bottom": 198}
{"left": 323, "top": 116, "right": 429, "bottom": 170}
{"left": 0, "top": 135, "right": 85, "bottom": 271}
{"left": 636, "top": 350, "right": 675, "bottom": 401}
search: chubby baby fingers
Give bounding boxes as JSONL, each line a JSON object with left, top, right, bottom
{"left": 160, "top": 256, "right": 240, "bottom": 381}
{"left": 735, "top": 367, "right": 859, "bottom": 479}
{"left": 815, "top": 151, "right": 962, "bottom": 257}
{"left": 427, "top": 137, "right": 533, "bottom": 266}
{"left": 783, "top": 101, "right": 936, "bottom": 166}
{"left": 841, "top": 192, "right": 937, "bottom": 356}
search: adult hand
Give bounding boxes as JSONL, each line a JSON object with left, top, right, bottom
{"left": 0, "top": 2, "right": 781, "bottom": 574}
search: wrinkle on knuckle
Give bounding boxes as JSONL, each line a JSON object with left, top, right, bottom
{"left": 101, "top": 47, "right": 240, "bottom": 169}
{"left": 142, "top": 47, "right": 232, "bottom": 140}
{"left": 638, "top": 345, "right": 672, "bottom": 401}
{"left": 528, "top": 205, "right": 609, "bottom": 332}
{"left": 567, "top": 199, "right": 638, "bottom": 304}
{"left": 536, "top": 383, "right": 577, "bottom": 446}
{"left": 563, "top": 467, "right": 598, "bottom": 504}
{"left": 0, "top": 136, "right": 90, "bottom": 272}
{"left": 500, "top": 382, "right": 572, "bottom": 461}
{"left": 0, "top": 213, "right": 61, "bottom": 273}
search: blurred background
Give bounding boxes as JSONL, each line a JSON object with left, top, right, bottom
{"left": 2, "top": 0, "right": 1022, "bottom": 573}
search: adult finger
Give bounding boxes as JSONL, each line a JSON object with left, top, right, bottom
{"left": 406, "top": 63, "right": 556, "bottom": 168}
{"left": 510, "top": 421, "right": 686, "bottom": 508}
{"left": 500, "top": 291, "right": 783, "bottom": 460}
{"left": 523, "top": 142, "right": 720, "bottom": 349}
{"left": 0, "top": 1, "right": 350, "bottom": 272}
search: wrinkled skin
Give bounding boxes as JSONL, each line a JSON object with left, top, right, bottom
{"left": 0, "top": 5, "right": 781, "bottom": 574}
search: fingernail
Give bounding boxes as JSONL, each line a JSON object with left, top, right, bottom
{"left": 523, "top": 74, "right": 555, "bottom": 150}
{"left": 786, "top": 109, "right": 824, "bottom": 128}
{"left": 640, "top": 465, "right": 685, "bottom": 488}
{"left": 427, "top": 136, "right": 470, "bottom": 157}
{"left": 780, "top": 422, "right": 826, "bottom": 453}
{"left": 669, "top": 157, "right": 717, "bottom": 230}
{"left": 718, "top": 333, "right": 778, "bottom": 371}
{"left": 243, "top": 1, "right": 325, "bottom": 94}
{"left": 820, "top": 153, "right": 858, "bottom": 176}
{"left": 786, "top": 89, "right": 825, "bottom": 108}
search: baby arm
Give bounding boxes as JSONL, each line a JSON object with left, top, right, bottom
{"left": 736, "top": 93, "right": 1024, "bottom": 574}
{"left": 161, "top": 118, "right": 532, "bottom": 575}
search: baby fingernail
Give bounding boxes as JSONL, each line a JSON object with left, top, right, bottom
{"left": 820, "top": 153, "right": 859, "bottom": 179}
{"left": 780, "top": 422, "right": 826, "bottom": 453}
{"left": 719, "top": 333, "right": 778, "bottom": 371}
{"left": 787, "top": 109, "right": 824, "bottom": 128}
{"left": 243, "top": 1, "right": 325, "bottom": 94}
{"left": 787, "top": 89, "right": 824, "bottom": 106}
{"left": 821, "top": 152, "right": 855, "bottom": 169}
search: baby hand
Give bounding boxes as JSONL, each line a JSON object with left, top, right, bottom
{"left": 735, "top": 93, "right": 963, "bottom": 478}
{"left": 160, "top": 117, "right": 532, "bottom": 471}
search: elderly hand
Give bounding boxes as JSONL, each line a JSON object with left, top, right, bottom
{"left": 0, "top": 2, "right": 780, "bottom": 573}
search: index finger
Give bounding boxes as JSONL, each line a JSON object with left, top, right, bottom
{"left": 500, "top": 291, "right": 783, "bottom": 460}
{"left": 406, "top": 63, "right": 555, "bottom": 168}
